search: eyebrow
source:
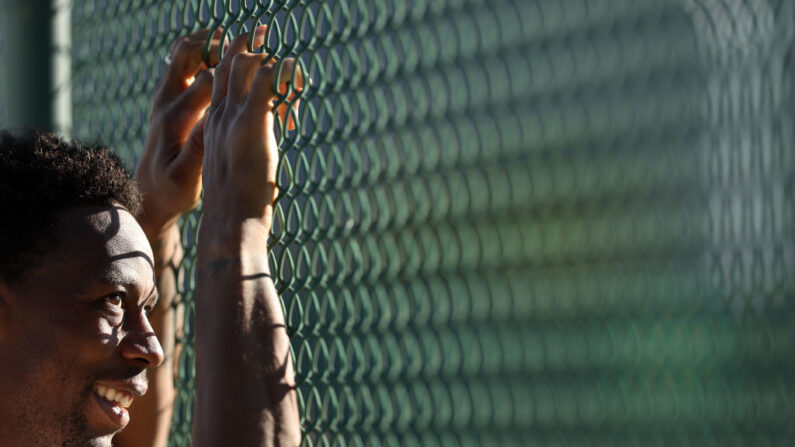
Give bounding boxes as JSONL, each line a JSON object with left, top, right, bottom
{"left": 102, "top": 251, "right": 159, "bottom": 309}
{"left": 95, "top": 269, "right": 158, "bottom": 311}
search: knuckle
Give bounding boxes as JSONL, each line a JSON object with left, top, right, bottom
{"left": 257, "top": 63, "right": 275, "bottom": 75}
{"left": 255, "top": 64, "right": 276, "bottom": 82}
{"left": 190, "top": 28, "right": 210, "bottom": 39}
{"left": 232, "top": 32, "right": 249, "bottom": 44}
{"left": 215, "top": 51, "right": 231, "bottom": 68}
{"left": 195, "top": 68, "right": 212, "bottom": 82}
{"left": 174, "top": 35, "right": 191, "bottom": 50}
{"left": 171, "top": 37, "right": 193, "bottom": 58}
{"left": 232, "top": 52, "right": 261, "bottom": 70}
{"left": 230, "top": 53, "right": 249, "bottom": 70}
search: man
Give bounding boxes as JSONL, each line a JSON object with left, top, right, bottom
{"left": 0, "top": 27, "right": 302, "bottom": 446}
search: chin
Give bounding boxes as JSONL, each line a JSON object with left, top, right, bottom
{"left": 82, "top": 435, "right": 115, "bottom": 447}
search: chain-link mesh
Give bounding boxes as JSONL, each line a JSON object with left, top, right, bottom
{"left": 68, "top": 0, "right": 795, "bottom": 445}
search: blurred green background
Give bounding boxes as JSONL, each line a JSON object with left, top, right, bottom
{"left": 1, "top": 0, "right": 794, "bottom": 445}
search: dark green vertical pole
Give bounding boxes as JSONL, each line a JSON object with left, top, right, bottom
{"left": 2, "top": 0, "right": 70, "bottom": 134}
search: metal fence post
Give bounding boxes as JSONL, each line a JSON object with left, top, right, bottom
{"left": 1, "top": 0, "right": 70, "bottom": 135}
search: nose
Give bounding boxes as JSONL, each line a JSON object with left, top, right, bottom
{"left": 120, "top": 310, "right": 165, "bottom": 368}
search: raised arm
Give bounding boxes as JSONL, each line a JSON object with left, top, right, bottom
{"left": 192, "top": 29, "right": 302, "bottom": 446}
{"left": 115, "top": 29, "right": 222, "bottom": 447}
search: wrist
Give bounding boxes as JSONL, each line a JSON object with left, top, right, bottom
{"left": 199, "top": 212, "right": 271, "bottom": 249}
{"left": 201, "top": 191, "right": 275, "bottom": 237}
{"left": 196, "top": 219, "right": 273, "bottom": 287}
{"left": 138, "top": 213, "right": 180, "bottom": 243}
{"left": 201, "top": 182, "right": 277, "bottom": 230}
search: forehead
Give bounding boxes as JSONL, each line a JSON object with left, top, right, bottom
{"left": 26, "top": 205, "right": 154, "bottom": 293}
{"left": 57, "top": 205, "right": 152, "bottom": 256}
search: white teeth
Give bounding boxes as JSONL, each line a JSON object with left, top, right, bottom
{"left": 93, "top": 384, "right": 134, "bottom": 408}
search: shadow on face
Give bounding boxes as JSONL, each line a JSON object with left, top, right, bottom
{"left": 0, "top": 204, "right": 163, "bottom": 446}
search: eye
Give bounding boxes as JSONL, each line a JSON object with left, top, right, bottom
{"left": 104, "top": 293, "right": 124, "bottom": 308}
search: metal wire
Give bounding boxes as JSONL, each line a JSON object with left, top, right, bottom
{"left": 67, "top": 0, "right": 795, "bottom": 446}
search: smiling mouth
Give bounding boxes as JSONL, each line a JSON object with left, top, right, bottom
{"left": 93, "top": 384, "right": 134, "bottom": 409}
{"left": 88, "top": 382, "right": 141, "bottom": 430}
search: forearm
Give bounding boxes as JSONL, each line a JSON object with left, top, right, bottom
{"left": 192, "top": 216, "right": 299, "bottom": 447}
{"left": 115, "top": 223, "right": 181, "bottom": 447}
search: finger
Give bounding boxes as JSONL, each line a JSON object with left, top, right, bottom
{"left": 171, "top": 69, "right": 214, "bottom": 134}
{"left": 285, "top": 98, "right": 302, "bottom": 131}
{"left": 245, "top": 58, "right": 304, "bottom": 116}
{"left": 278, "top": 73, "right": 305, "bottom": 131}
{"left": 210, "top": 26, "right": 268, "bottom": 108}
{"left": 204, "top": 27, "right": 228, "bottom": 68}
{"left": 227, "top": 53, "right": 270, "bottom": 105}
{"left": 171, "top": 113, "right": 207, "bottom": 186}
{"left": 163, "top": 28, "right": 223, "bottom": 93}
{"left": 275, "top": 101, "right": 297, "bottom": 131}
{"left": 284, "top": 61, "right": 306, "bottom": 131}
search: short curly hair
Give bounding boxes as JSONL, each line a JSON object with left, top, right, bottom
{"left": 0, "top": 129, "right": 142, "bottom": 283}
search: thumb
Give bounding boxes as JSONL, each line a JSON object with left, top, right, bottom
{"left": 170, "top": 112, "right": 207, "bottom": 185}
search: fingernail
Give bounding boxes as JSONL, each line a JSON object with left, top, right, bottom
{"left": 255, "top": 25, "right": 267, "bottom": 36}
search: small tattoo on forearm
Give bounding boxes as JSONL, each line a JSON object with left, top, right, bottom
{"left": 205, "top": 257, "right": 239, "bottom": 278}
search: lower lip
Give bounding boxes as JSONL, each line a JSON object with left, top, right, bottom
{"left": 91, "top": 391, "right": 130, "bottom": 428}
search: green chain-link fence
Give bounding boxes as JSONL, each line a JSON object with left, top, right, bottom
{"left": 62, "top": 0, "right": 795, "bottom": 445}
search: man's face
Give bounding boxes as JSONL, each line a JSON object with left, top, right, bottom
{"left": 0, "top": 205, "right": 164, "bottom": 446}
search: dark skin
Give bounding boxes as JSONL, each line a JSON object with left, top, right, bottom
{"left": 118, "top": 26, "right": 301, "bottom": 446}
{"left": 0, "top": 205, "right": 163, "bottom": 446}
{"left": 0, "top": 27, "right": 303, "bottom": 446}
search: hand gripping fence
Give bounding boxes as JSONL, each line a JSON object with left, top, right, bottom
{"left": 58, "top": 0, "right": 795, "bottom": 445}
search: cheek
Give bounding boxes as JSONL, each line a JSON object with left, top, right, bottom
{"left": 9, "top": 296, "right": 121, "bottom": 394}
{"left": 61, "top": 310, "right": 121, "bottom": 360}
{"left": 16, "top": 313, "right": 120, "bottom": 414}
{"left": 96, "top": 318, "right": 121, "bottom": 348}
{"left": 16, "top": 308, "right": 119, "bottom": 375}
